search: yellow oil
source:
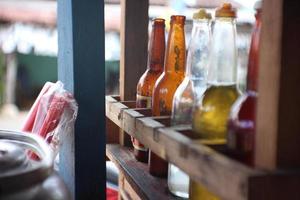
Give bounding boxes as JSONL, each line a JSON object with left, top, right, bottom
{"left": 193, "top": 84, "right": 240, "bottom": 140}
{"left": 190, "top": 180, "right": 220, "bottom": 200}
{"left": 190, "top": 84, "right": 239, "bottom": 200}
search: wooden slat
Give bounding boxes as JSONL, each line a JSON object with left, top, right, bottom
{"left": 119, "top": 0, "right": 149, "bottom": 146}
{"left": 105, "top": 96, "right": 136, "bottom": 146}
{"left": 105, "top": 95, "right": 121, "bottom": 115}
{"left": 156, "top": 127, "right": 258, "bottom": 200}
{"left": 106, "top": 118, "right": 120, "bottom": 144}
{"left": 121, "top": 174, "right": 142, "bottom": 200}
{"left": 119, "top": 0, "right": 149, "bottom": 101}
{"left": 106, "top": 99, "right": 136, "bottom": 127}
{"left": 135, "top": 116, "right": 170, "bottom": 158}
{"left": 117, "top": 101, "right": 136, "bottom": 146}
{"left": 122, "top": 108, "right": 152, "bottom": 134}
{"left": 256, "top": 0, "right": 300, "bottom": 169}
{"left": 106, "top": 144, "right": 177, "bottom": 200}
{"left": 106, "top": 96, "right": 121, "bottom": 145}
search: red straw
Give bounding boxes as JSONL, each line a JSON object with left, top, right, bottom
{"left": 22, "top": 82, "right": 54, "bottom": 132}
{"left": 30, "top": 93, "right": 69, "bottom": 160}
{"left": 38, "top": 94, "right": 67, "bottom": 139}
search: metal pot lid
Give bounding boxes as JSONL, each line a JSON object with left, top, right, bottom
{"left": 0, "top": 130, "right": 53, "bottom": 194}
{"left": 0, "top": 141, "right": 29, "bottom": 173}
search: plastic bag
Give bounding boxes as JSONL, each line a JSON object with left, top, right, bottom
{"left": 22, "top": 81, "right": 78, "bottom": 159}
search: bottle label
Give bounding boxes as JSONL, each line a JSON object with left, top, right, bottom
{"left": 134, "top": 94, "right": 150, "bottom": 152}
{"left": 131, "top": 137, "right": 148, "bottom": 151}
{"left": 136, "top": 95, "right": 152, "bottom": 108}
{"left": 159, "top": 99, "right": 170, "bottom": 116}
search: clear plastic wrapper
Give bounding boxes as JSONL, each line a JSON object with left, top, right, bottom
{"left": 22, "top": 81, "right": 78, "bottom": 159}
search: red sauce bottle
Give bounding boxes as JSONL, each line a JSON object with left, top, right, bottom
{"left": 227, "top": 1, "right": 262, "bottom": 166}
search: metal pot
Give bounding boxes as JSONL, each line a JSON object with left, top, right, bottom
{"left": 0, "top": 130, "right": 70, "bottom": 200}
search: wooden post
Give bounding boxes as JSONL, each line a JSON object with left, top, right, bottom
{"left": 57, "top": 0, "right": 105, "bottom": 199}
{"left": 256, "top": 0, "right": 300, "bottom": 169}
{"left": 119, "top": 0, "right": 149, "bottom": 146}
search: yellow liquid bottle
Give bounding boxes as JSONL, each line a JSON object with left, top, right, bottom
{"left": 193, "top": 84, "right": 239, "bottom": 140}
{"left": 190, "top": 3, "right": 240, "bottom": 199}
{"left": 190, "top": 180, "right": 220, "bottom": 200}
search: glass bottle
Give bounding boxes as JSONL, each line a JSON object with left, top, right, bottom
{"left": 190, "top": 3, "right": 239, "bottom": 199}
{"left": 133, "top": 18, "right": 166, "bottom": 163}
{"left": 150, "top": 15, "right": 186, "bottom": 177}
{"left": 227, "top": 1, "right": 262, "bottom": 166}
{"left": 168, "top": 9, "right": 212, "bottom": 199}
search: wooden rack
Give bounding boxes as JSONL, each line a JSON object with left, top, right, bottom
{"left": 106, "top": 0, "right": 300, "bottom": 200}
{"left": 106, "top": 96, "right": 300, "bottom": 200}
{"left": 106, "top": 145, "right": 177, "bottom": 200}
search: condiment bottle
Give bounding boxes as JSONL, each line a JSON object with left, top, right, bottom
{"left": 227, "top": 0, "right": 262, "bottom": 166}
{"left": 168, "top": 9, "right": 212, "bottom": 198}
{"left": 190, "top": 3, "right": 240, "bottom": 199}
{"left": 150, "top": 15, "right": 186, "bottom": 177}
{"left": 133, "top": 18, "right": 166, "bottom": 163}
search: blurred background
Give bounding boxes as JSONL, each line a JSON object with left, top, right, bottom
{"left": 0, "top": 0, "right": 256, "bottom": 129}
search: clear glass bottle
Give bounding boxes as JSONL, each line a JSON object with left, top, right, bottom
{"left": 227, "top": 1, "right": 262, "bottom": 166}
{"left": 168, "top": 9, "right": 212, "bottom": 199}
{"left": 190, "top": 3, "right": 240, "bottom": 199}
{"left": 150, "top": 15, "right": 186, "bottom": 177}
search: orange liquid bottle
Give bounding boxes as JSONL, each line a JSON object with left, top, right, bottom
{"left": 133, "top": 18, "right": 166, "bottom": 163}
{"left": 150, "top": 15, "right": 186, "bottom": 177}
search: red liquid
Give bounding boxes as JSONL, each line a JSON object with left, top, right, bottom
{"left": 132, "top": 137, "right": 149, "bottom": 163}
{"left": 227, "top": 91, "right": 257, "bottom": 166}
{"left": 227, "top": 8, "right": 261, "bottom": 166}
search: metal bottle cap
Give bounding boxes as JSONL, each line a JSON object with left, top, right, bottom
{"left": 193, "top": 9, "right": 212, "bottom": 20}
{"left": 215, "top": 3, "right": 237, "bottom": 18}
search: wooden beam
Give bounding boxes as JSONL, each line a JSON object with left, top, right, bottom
{"left": 120, "top": 0, "right": 149, "bottom": 101}
{"left": 57, "top": 0, "right": 105, "bottom": 199}
{"left": 119, "top": 0, "right": 149, "bottom": 146}
{"left": 256, "top": 0, "right": 300, "bottom": 169}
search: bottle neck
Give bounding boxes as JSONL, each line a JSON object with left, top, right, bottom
{"left": 148, "top": 24, "right": 165, "bottom": 72}
{"left": 246, "top": 10, "right": 261, "bottom": 92}
{"left": 164, "top": 22, "right": 186, "bottom": 74}
{"left": 186, "top": 19, "right": 211, "bottom": 80}
{"left": 207, "top": 17, "right": 238, "bottom": 85}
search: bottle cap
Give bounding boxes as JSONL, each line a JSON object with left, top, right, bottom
{"left": 215, "top": 3, "right": 237, "bottom": 18}
{"left": 193, "top": 9, "right": 212, "bottom": 20}
{"left": 254, "top": 0, "right": 262, "bottom": 10}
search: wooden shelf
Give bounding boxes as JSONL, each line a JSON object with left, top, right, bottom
{"left": 106, "top": 144, "right": 180, "bottom": 200}
{"left": 106, "top": 95, "right": 300, "bottom": 200}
